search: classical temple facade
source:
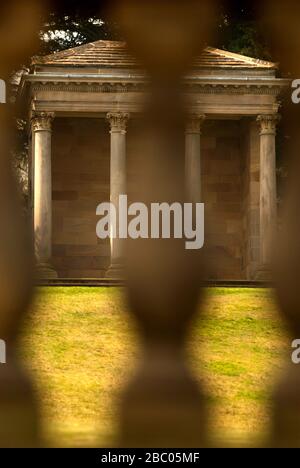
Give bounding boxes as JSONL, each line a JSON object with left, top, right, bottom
{"left": 18, "top": 40, "right": 288, "bottom": 280}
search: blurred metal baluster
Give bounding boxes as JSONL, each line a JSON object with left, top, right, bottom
{"left": 111, "top": 0, "right": 217, "bottom": 447}
{"left": 263, "top": 0, "right": 300, "bottom": 448}
{"left": 0, "top": 0, "right": 44, "bottom": 447}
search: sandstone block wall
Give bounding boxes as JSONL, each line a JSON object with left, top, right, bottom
{"left": 51, "top": 117, "right": 254, "bottom": 279}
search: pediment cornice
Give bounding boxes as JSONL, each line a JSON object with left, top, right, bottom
{"left": 26, "top": 75, "right": 289, "bottom": 97}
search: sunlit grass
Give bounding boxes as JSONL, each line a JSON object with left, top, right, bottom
{"left": 19, "top": 287, "right": 289, "bottom": 447}
{"left": 190, "top": 288, "right": 289, "bottom": 445}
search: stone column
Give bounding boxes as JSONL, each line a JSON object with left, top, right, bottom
{"left": 185, "top": 114, "right": 205, "bottom": 202}
{"left": 256, "top": 114, "right": 280, "bottom": 279}
{"left": 106, "top": 112, "right": 130, "bottom": 278}
{"left": 31, "top": 112, "right": 57, "bottom": 279}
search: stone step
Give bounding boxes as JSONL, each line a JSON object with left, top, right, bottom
{"left": 35, "top": 278, "right": 273, "bottom": 288}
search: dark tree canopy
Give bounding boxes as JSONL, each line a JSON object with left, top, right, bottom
{"left": 39, "top": 14, "right": 121, "bottom": 55}
{"left": 40, "top": 0, "right": 271, "bottom": 60}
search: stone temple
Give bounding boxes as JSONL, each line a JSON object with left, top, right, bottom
{"left": 18, "top": 40, "right": 287, "bottom": 280}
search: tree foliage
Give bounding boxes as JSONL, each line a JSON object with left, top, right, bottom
{"left": 39, "top": 1, "right": 271, "bottom": 59}
{"left": 218, "top": 20, "right": 271, "bottom": 60}
{"left": 39, "top": 13, "right": 122, "bottom": 55}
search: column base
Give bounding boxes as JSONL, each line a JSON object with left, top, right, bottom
{"left": 255, "top": 264, "right": 273, "bottom": 281}
{"left": 36, "top": 263, "right": 58, "bottom": 280}
{"left": 105, "top": 263, "right": 125, "bottom": 279}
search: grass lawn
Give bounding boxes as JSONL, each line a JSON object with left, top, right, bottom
{"left": 20, "top": 287, "right": 290, "bottom": 447}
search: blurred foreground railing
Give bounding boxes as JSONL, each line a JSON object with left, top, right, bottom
{"left": 1, "top": 0, "right": 300, "bottom": 448}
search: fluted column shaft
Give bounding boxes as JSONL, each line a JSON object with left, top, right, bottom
{"left": 257, "top": 114, "right": 280, "bottom": 276}
{"left": 185, "top": 114, "right": 205, "bottom": 202}
{"left": 106, "top": 112, "right": 129, "bottom": 278}
{"left": 31, "top": 112, "right": 57, "bottom": 279}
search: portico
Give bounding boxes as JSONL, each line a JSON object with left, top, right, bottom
{"left": 19, "top": 41, "right": 288, "bottom": 280}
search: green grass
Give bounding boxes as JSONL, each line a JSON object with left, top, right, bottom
{"left": 19, "top": 287, "right": 290, "bottom": 447}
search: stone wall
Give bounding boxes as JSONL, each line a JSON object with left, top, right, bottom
{"left": 201, "top": 120, "right": 245, "bottom": 279}
{"left": 51, "top": 117, "right": 250, "bottom": 279}
{"left": 52, "top": 117, "right": 110, "bottom": 278}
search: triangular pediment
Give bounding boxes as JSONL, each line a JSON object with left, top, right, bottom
{"left": 33, "top": 40, "right": 277, "bottom": 71}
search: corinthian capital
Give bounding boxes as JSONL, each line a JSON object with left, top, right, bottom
{"left": 257, "top": 114, "right": 280, "bottom": 136}
{"left": 31, "top": 112, "right": 55, "bottom": 132}
{"left": 107, "top": 112, "right": 130, "bottom": 133}
{"left": 186, "top": 114, "right": 206, "bottom": 134}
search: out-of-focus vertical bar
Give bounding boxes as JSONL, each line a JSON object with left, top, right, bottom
{"left": 110, "top": 0, "right": 217, "bottom": 448}
{"left": 0, "top": 0, "right": 45, "bottom": 447}
{"left": 262, "top": 0, "right": 300, "bottom": 448}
